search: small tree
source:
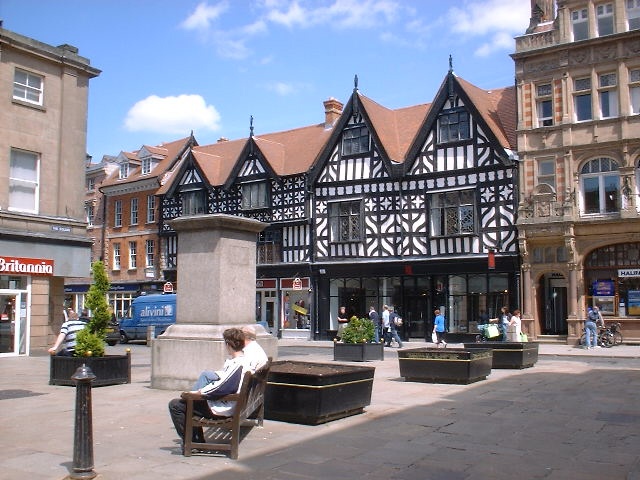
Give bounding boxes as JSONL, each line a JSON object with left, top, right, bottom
{"left": 340, "top": 317, "right": 375, "bottom": 344}
{"left": 75, "top": 260, "right": 110, "bottom": 357}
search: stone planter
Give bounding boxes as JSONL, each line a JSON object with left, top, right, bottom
{"left": 333, "top": 342, "right": 384, "bottom": 361}
{"left": 50, "top": 352, "right": 131, "bottom": 387}
{"left": 264, "top": 360, "right": 375, "bottom": 425}
{"left": 463, "top": 342, "right": 539, "bottom": 369}
{"left": 398, "top": 347, "right": 492, "bottom": 384}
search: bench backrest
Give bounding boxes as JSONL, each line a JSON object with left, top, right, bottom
{"left": 236, "top": 361, "right": 271, "bottom": 421}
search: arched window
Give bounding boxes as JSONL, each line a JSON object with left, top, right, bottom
{"left": 580, "top": 158, "right": 619, "bottom": 214}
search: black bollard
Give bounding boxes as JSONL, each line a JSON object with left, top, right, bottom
{"left": 69, "top": 363, "right": 97, "bottom": 480}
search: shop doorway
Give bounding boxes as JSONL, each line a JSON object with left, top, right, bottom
{"left": 402, "top": 295, "right": 431, "bottom": 340}
{"left": 0, "top": 292, "right": 26, "bottom": 355}
{"left": 538, "top": 274, "right": 568, "bottom": 335}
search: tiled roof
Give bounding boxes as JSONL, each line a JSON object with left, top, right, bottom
{"left": 457, "top": 76, "right": 517, "bottom": 150}
{"left": 101, "top": 136, "right": 192, "bottom": 188}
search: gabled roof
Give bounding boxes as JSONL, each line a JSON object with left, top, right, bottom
{"left": 101, "top": 136, "right": 193, "bottom": 188}
{"left": 358, "top": 94, "right": 429, "bottom": 163}
{"left": 456, "top": 76, "right": 516, "bottom": 150}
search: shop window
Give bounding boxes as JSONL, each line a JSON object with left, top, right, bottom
{"left": 580, "top": 158, "right": 620, "bottom": 214}
{"left": 430, "top": 190, "right": 475, "bottom": 236}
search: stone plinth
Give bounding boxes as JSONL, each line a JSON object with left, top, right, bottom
{"left": 151, "top": 214, "right": 277, "bottom": 390}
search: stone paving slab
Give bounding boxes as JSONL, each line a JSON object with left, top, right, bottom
{"left": 0, "top": 342, "right": 638, "bottom": 479}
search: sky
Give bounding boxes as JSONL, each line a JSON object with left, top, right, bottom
{"left": 0, "top": 0, "right": 531, "bottom": 161}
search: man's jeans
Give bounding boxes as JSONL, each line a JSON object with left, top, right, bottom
{"left": 585, "top": 320, "right": 597, "bottom": 347}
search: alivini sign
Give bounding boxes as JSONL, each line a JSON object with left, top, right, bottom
{"left": 0, "top": 256, "right": 54, "bottom": 276}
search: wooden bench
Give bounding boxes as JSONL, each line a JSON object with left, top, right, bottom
{"left": 181, "top": 361, "right": 270, "bottom": 459}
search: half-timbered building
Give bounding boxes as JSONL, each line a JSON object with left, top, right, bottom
{"left": 158, "top": 68, "right": 519, "bottom": 341}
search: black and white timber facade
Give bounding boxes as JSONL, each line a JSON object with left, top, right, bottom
{"left": 157, "top": 70, "right": 520, "bottom": 340}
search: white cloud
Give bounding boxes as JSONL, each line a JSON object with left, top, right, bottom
{"left": 124, "top": 95, "right": 221, "bottom": 134}
{"left": 267, "top": 82, "right": 296, "bottom": 96}
{"left": 447, "top": 0, "right": 529, "bottom": 56}
{"left": 180, "top": 1, "right": 229, "bottom": 31}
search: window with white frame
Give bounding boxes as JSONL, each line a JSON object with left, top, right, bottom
{"left": 86, "top": 177, "right": 95, "bottom": 192}
{"left": 438, "top": 109, "right": 470, "bottom": 142}
{"left": 86, "top": 205, "right": 95, "bottom": 226}
{"left": 129, "top": 241, "right": 137, "bottom": 269}
{"left": 329, "top": 200, "right": 362, "bottom": 242}
{"left": 119, "top": 163, "right": 129, "bottom": 179}
{"left": 574, "top": 77, "right": 593, "bottom": 121}
{"left": 181, "top": 190, "right": 206, "bottom": 215}
{"left": 596, "top": 3, "right": 615, "bottom": 36}
{"left": 130, "top": 198, "right": 138, "bottom": 225}
{"left": 630, "top": 68, "right": 640, "bottom": 114}
{"left": 572, "top": 8, "right": 589, "bottom": 40}
{"left": 537, "top": 159, "right": 556, "bottom": 190}
{"left": 536, "top": 84, "right": 553, "bottom": 126}
{"left": 241, "top": 182, "right": 268, "bottom": 210}
{"left": 430, "top": 190, "right": 476, "bottom": 236}
{"left": 145, "top": 240, "right": 155, "bottom": 267}
{"left": 581, "top": 157, "right": 620, "bottom": 214}
{"left": 114, "top": 200, "right": 122, "bottom": 227}
{"left": 13, "top": 69, "right": 44, "bottom": 105}
{"left": 9, "top": 149, "right": 39, "bottom": 213}
{"left": 599, "top": 72, "right": 618, "bottom": 118}
{"left": 341, "top": 126, "right": 370, "bottom": 156}
{"left": 628, "top": 0, "right": 640, "bottom": 29}
{"left": 141, "top": 157, "right": 152, "bottom": 175}
{"left": 146, "top": 195, "right": 156, "bottom": 223}
{"left": 113, "top": 243, "right": 121, "bottom": 270}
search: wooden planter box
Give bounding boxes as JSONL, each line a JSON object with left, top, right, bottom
{"left": 333, "top": 342, "right": 384, "bottom": 362}
{"left": 265, "top": 360, "right": 375, "bottom": 425}
{"left": 50, "top": 352, "right": 131, "bottom": 387}
{"left": 463, "top": 342, "right": 539, "bottom": 369}
{"left": 398, "top": 347, "right": 492, "bottom": 384}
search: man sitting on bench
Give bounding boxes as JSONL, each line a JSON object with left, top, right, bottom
{"left": 168, "top": 328, "right": 247, "bottom": 445}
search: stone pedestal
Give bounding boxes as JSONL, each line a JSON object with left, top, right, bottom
{"left": 151, "top": 214, "right": 277, "bottom": 390}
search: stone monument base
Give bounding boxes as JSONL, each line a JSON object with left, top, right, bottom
{"left": 151, "top": 323, "right": 278, "bottom": 390}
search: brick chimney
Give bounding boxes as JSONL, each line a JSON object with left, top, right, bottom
{"left": 323, "top": 97, "right": 343, "bottom": 129}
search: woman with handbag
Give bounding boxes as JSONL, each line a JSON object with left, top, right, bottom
{"left": 507, "top": 309, "right": 522, "bottom": 342}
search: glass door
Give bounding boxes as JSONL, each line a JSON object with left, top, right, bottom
{"left": 0, "top": 293, "right": 24, "bottom": 355}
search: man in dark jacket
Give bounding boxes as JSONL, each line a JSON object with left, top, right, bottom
{"left": 368, "top": 306, "right": 381, "bottom": 343}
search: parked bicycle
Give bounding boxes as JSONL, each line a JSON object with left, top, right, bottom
{"left": 579, "top": 326, "right": 614, "bottom": 348}
{"left": 606, "top": 322, "right": 623, "bottom": 345}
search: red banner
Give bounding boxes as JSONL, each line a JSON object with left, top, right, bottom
{"left": 0, "top": 256, "right": 54, "bottom": 276}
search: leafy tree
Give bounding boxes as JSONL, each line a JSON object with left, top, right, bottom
{"left": 75, "top": 261, "right": 110, "bottom": 357}
{"left": 340, "top": 317, "right": 375, "bottom": 344}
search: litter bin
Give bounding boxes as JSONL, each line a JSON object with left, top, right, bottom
{"left": 147, "top": 325, "right": 156, "bottom": 345}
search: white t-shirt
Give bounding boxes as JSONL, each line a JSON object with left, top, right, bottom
{"left": 243, "top": 340, "right": 268, "bottom": 373}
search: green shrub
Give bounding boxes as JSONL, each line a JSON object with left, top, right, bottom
{"left": 340, "top": 317, "right": 375, "bottom": 344}
{"left": 75, "top": 261, "right": 110, "bottom": 357}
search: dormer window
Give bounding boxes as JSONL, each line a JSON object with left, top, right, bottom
{"left": 181, "top": 189, "right": 206, "bottom": 216}
{"left": 141, "top": 157, "right": 152, "bottom": 175}
{"left": 119, "top": 162, "right": 129, "bottom": 179}
{"left": 341, "top": 126, "right": 370, "bottom": 156}
{"left": 241, "top": 181, "right": 269, "bottom": 210}
{"left": 438, "top": 109, "right": 470, "bottom": 143}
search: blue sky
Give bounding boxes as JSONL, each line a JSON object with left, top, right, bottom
{"left": 0, "top": 0, "right": 530, "bottom": 160}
